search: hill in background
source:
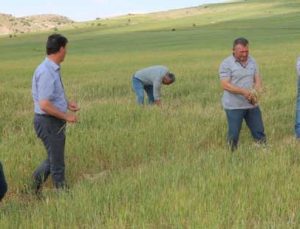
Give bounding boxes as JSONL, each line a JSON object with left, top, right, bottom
{"left": 2, "top": 0, "right": 300, "bottom": 37}
{"left": 0, "top": 13, "right": 73, "bottom": 36}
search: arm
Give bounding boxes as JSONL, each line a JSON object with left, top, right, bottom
{"left": 153, "top": 79, "right": 162, "bottom": 106}
{"left": 253, "top": 73, "right": 262, "bottom": 92}
{"left": 39, "top": 100, "right": 77, "bottom": 123}
{"left": 220, "top": 78, "right": 251, "bottom": 100}
{"left": 219, "top": 60, "right": 251, "bottom": 99}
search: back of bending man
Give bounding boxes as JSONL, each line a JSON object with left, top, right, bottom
{"left": 132, "top": 65, "right": 175, "bottom": 105}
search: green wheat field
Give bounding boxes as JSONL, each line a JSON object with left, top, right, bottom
{"left": 1, "top": 0, "right": 300, "bottom": 227}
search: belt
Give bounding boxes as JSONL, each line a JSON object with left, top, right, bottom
{"left": 35, "top": 113, "right": 51, "bottom": 117}
{"left": 35, "top": 113, "right": 65, "bottom": 123}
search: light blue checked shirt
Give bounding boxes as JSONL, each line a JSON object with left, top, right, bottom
{"left": 32, "top": 58, "right": 68, "bottom": 114}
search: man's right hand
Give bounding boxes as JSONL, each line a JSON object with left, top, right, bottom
{"left": 243, "top": 89, "right": 258, "bottom": 104}
{"left": 242, "top": 89, "right": 252, "bottom": 101}
{"left": 154, "top": 100, "right": 161, "bottom": 106}
{"left": 65, "top": 113, "right": 78, "bottom": 123}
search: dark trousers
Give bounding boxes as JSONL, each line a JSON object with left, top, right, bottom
{"left": 0, "top": 162, "right": 7, "bottom": 201}
{"left": 33, "top": 114, "right": 66, "bottom": 189}
{"left": 225, "top": 107, "right": 266, "bottom": 151}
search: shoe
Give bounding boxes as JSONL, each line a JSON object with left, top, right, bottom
{"left": 32, "top": 178, "right": 42, "bottom": 195}
{"left": 55, "top": 182, "right": 69, "bottom": 190}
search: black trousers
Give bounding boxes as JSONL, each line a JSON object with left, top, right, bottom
{"left": 33, "top": 114, "right": 66, "bottom": 189}
{"left": 0, "top": 162, "right": 7, "bottom": 201}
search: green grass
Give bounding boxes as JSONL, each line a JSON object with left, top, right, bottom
{"left": 1, "top": 0, "right": 300, "bottom": 227}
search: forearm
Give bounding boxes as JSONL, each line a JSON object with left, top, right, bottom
{"left": 39, "top": 100, "right": 67, "bottom": 120}
{"left": 254, "top": 74, "right": 262, "bottom": 92}
{"left": 221, "top": 81, "right": 249, "bottom": 96}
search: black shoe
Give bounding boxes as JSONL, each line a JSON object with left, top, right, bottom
{"left": 32, "top": 179, "right": 42, "bottom": 195}
{"left": 55, "top": 182, "right": 69, "bottom": 191}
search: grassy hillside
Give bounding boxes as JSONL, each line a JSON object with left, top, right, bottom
{"left": 1, "top": 0, "right": 300, "bottom": 227}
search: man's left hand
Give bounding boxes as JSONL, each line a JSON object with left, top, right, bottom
{"left": 68, "top": 101, "right": 80, "bottom": 112}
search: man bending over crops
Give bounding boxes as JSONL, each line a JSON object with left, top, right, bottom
{"left": 31, "top": 34, "right": 79, "bottom": 194}
{"left": 219, "top": 37, "right": 266, "bottom": 151}
{"left": 0, "top": 162, "right": 7, "bottom": 201}
{"left": 132, "top": 65, "right": 175, "bottom": 105}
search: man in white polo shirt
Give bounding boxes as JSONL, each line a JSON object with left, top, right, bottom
{"left": 219, "top": 37, "right": 266, "bottom": 151}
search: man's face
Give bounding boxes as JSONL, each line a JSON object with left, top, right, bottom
{"left": 233, "top": 44, "right": 249, "bottom": 63}
{"left": 59, "top": 45, "right": 67, "bottom": 62}
{"left": 162, "top": 76, "right": 173, "bottom": 85}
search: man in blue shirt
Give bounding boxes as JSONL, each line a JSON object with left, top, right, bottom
{"left": 32, "top": 34, "right": 79, "bottom": 193}
{"left": 132, "top": 65, "right": 175, "bottom": 105}
{"left": 219, "top": 37, "right": 266, "bottom": 151}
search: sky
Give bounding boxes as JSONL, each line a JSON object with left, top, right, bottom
{"left": 1, "top": 0, "right": 226, "bottom": 22}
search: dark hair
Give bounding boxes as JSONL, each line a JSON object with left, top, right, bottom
{"left": 167, "top": 72, "right": 176, "bottom": 83}
{"left": 233, "top": 37, "right": 249, "bottom": 48}
{"left": 46, "top": 34, "right": 68, "bottom": 55}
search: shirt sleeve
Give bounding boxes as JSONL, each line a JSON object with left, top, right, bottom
{"left": 219, "top": 60, "right": 231, "bottom": 80}
{"left": 37, "top": 71, "right": 55, "bottom": 101}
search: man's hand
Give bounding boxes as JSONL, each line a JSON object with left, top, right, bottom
{"left": 154, "top": 99, "right": 161, "bottom": 106}
{"left": 68, "top": 101, "right": 80, "bottom": 112}
{"left": 241, "top": 89, "right": 251, "bottom": 100}
{"left": 65, "top": 113, "right": 78, "bottom": 123}
{"left": 242, "top": 89, "right": 257, "bottom": 105}
{"left": 248, "top": 88, "right": 259, "bottom": 105}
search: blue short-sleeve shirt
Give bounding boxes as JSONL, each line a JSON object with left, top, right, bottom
{"left": 32, "top": 58, "right": 68, "bottom": 114}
